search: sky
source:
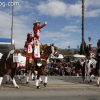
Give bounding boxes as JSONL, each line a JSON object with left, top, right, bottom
{"left": 0, "top": 0, "right": 100, "bottom": 49}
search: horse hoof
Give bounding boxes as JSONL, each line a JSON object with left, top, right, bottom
{"left": 32, "top": 78, "right": 35, "bottom": 81}
{"left": 37, "top": 86, "right": 41, "bottom": 89}
{"left": 23, "top": 76, "right": 25, "bottom": 79}
{"left": 44, "top": 83, "right": 47, "bottom": 87}
{"left": 96, "top": 84, "right": 99, "bottom": 87}
{"left": 26, "top": 82, "right": 29, "bottom": 84}
{"left": 6, "top": 82, "right": 8, "bottom": 84}
{"left": 14, "top": 86, "right": 20, "bottom": 89}
{"left": 90, "top": 80, "right": 92, "bottom": 82}
{"left": 40, "top": 81, "right": 43, "bottom": 84}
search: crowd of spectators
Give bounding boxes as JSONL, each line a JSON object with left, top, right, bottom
{"left": 45, "top": 60, "right": 77, "bottom": 76}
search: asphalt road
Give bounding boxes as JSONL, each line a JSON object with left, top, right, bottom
{"left": 0, "top": 76, "right": 100, "bottom": 100}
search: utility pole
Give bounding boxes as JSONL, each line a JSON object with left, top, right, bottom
{"left": 82, "top": 0, "right": 85, "bottom": 54}
{"left": 11, "top": 0, "right": 14, "bottom": 49}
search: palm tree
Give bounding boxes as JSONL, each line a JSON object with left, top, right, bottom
{"left": 68, "top": 46, "right": 70, "bottom": 50}
{"left": 77, "top": 45, "right": 79, "bottom": 49}
{"left": 88, "top": 37, "right": 91, "bottom": 43}
{"left": 82, "top": 0, "right": 85, "bottom": 54}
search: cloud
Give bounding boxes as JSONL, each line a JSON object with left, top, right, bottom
{"left": 62, "top": 25, "right": 80, "bottom": 33}
{"left": 40, "top": 31, "right": 71, "bottom": 39}
{"left": 85, "top": 0, "right": 100, "bottom": 8}
{"left": 56, "top": 40, "right": 78, "bottom": 49}
{"left": 36, "top": 0, "right": 67, "bottom": 17}
{"left": 0, "top": 10, "right": 31, "bottom": 48}
{"left": 85, "top": 9, "right": 100, "bottom": 17}
{"left": 14, "top": 0, "right": 33, "bottom": 12}
{"left": 36, "top": 0, "right": 100, "bottom": 18}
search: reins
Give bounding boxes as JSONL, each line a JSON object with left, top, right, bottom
{"left": 39, "top": 40, "right": 49, "bottom": 53}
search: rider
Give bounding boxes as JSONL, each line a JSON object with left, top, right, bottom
{"left": 33, "top": 20, "right": 47, "bottom": 59}
{"left": 96, "top": 39, "right": 100, "bottom": 58}
{"left": 88, "top": 43, "right": 93, "bottom": 59}
{"left": 24, "top": 32, "right": 33, "bottom": 53}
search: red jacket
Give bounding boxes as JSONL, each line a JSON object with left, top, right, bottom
{"left": 88, "top": 45, "right": 92, "bottom": 51}
{"left": 27, "top": 36, "right": 33, "bottom": 43}
{"left": 33, "top": 23, "right": 46, "bottom": 39}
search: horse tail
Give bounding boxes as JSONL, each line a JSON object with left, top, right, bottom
{"left": 0, "top": 53, "right": 8, "bottom": 76}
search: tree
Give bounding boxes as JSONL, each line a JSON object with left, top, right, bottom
{"left": 88, "top": 37, "right": 91, "bottom": 43}
{"left": 80, "top": 40, "right": 89, "bottom": 57}
{"left": 81, "top": 0, "right": 85, "bottom": 54}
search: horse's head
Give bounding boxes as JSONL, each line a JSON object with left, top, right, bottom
{"left": 40, "top": 45, "right": 59, "bottom": 59}
{"left": 49, "top": 45, "right": 59, "bottom": 57}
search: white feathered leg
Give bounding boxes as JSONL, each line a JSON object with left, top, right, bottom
{"left": 6, "top": 75, "right": 12, "bottom": 83}
{"left": 17, "top": 75, "right": 21, "bottom": 81}
{"left": 77, "top": 73, "right": 79, "bottom": 78}
{"left": 0, "top": 77, "right": 3, "bottom": 85}
{"left": 36, "top": 79, "right": 40, "bottom": 89}
{"left": 39, "top": 77, "right": 43, "bottom": 84}
{"left": 44, "top": 76, "right": 47, "bottom": 87}
{"left": 31, "top": 73, "right": 35, "bottom": 80}
{"left": 97, "top": 77, "right": 100, "bottom": 85}
{"left": 26, "top": 76, "right": 29, "bottom": 84}
{"left": 12, "top": 78, "right": 19, "bottom": 88}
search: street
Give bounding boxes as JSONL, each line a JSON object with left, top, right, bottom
{"left": 0, "top": 76, "right": 100, "bottom": 100}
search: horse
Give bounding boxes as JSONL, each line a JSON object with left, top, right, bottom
{"left": 85, "top": 58, "right": 97, "bottom": 83}
{"left": 0, "top": 52, "right": 19, "bottom": 88}
{"left": 0, "top": 45, "right": 58, "bottom": 89}
{"left": 26, "top": 45, "right": 59, "bottom": 89}
{"left": 96, "top": 48, "right": 100, "bottom": 86}
{"left": 74, "top": 60, "right": 82, "bottom": 78}
{"left": 0, "top": 49, "right": 35, "bottom": 88}
{"left": 74, "top": 58, "right": 97, "bottom": 83}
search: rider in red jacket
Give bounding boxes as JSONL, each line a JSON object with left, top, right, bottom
{"left": 33, "top": 20, "right": 47, "bottom": 40}
{"left": 33, "top": 20, "right": 47, "bottom": 58}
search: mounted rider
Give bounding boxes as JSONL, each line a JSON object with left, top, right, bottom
{"left": 33, "top": 20, "right": 47, "bottom": 59}
{"left": 88, "top": 43, "right": 93, "bottom": 59}
{"left": 24, "top": 32, "right": 33, "bottom": 53}
{"left": 97, "top": 39, "right": 100, "bottom": 58}
{"left": 96, "top": 39, "right": 100, "bottom": 86}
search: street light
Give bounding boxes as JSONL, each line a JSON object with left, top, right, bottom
{"left": 11, "top": 0, "right": 14, "bottom": 49}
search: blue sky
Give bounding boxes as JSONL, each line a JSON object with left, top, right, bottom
{"left": 0, "top": 0, "right": 100, "bottom": 49}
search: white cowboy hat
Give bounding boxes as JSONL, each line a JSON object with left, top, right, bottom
{"left": 33, "top": 20, "right": 41, "bottom": 25}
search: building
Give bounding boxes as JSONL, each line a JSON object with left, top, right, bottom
{"left": 0, "top": 38, "right": 15, "bottom": 54}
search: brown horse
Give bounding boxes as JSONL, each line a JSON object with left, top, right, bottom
{"left": 0, "top": 52, "right": 19, "bottom": 88}
{"left": 0, "top": 45, "right": 58, "bottom": 89}
{"left": 0, "top": 49, "right": 35, "bottom": 88}
{"left": 34, "top": 45, "right": 59, "bottom": 89}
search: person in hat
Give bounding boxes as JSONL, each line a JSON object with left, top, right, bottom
{"left": 27, "top": 32, "right": 33, "bottom": 43}
{"left": 33, "top": 20, "right": 47, "bottom": 58}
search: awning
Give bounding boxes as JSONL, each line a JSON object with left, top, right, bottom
{"left": 73, "top": 54, "right": 86, "bottom": 58}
